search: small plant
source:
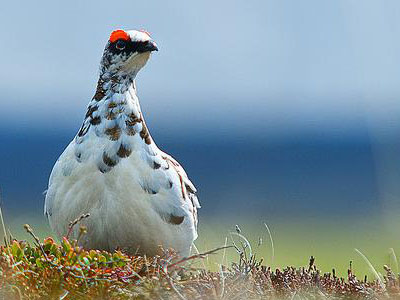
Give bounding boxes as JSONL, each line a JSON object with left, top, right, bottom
{"left": 1, "top": 222, "right": 400, "bottom": 299}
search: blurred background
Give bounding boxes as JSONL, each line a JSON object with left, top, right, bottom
{"left": 1, "top": 0, "right": 400, "bottom": 275}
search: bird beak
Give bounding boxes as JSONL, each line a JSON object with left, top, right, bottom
{"left": 137, "top": 40, "right": 158, "bottom": 53}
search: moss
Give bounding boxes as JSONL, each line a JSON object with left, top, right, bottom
{"left": 0, "top": 232, "right": 398, "bottom": 299}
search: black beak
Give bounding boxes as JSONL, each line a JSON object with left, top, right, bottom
{"left": 137, "top": 40, "right": 158, "bottom": 53}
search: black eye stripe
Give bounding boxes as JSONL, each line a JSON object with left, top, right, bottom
{"left": 115, "top": 40, "right": 126, "bottom": 50}
{"left": 109, "top": 39, "right": 152, "bottom": 55}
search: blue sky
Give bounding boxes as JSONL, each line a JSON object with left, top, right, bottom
{"left": 1, "top": 1, "right": 400, "bottom": 240}
{"left": 1, "top": 0, "right": 400, "bottom": 138}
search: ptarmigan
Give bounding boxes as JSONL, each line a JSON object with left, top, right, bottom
{"left": 44, "top": 29, "right": 200, "bottom": 256}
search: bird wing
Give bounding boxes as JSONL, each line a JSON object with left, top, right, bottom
{"left": 44, "top": 136, "right": 200, "bottom": 230}
{"left": 139, "top": 144, "right": 200, "bottom": 228}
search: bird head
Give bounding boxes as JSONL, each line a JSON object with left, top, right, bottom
{"left": 100, "top": 29, "right": 158, "bottom": 78}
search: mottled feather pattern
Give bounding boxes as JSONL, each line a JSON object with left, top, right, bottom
{"left": 75, "top": 80, "right": 146, "bottom": 170}
{"left": 71, "top": 71, "right": 199, "bottom": 228}
{"left": 45, "top": 29, "right": 198, "bottom": 256}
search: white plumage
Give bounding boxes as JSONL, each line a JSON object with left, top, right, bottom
{"left": 44, "top": 29, "right": 200, "bottom": 256}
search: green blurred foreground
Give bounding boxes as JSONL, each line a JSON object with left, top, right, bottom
{"left": 1, "top": 235, "right": 394, "bottom": 299}
{"left": 4, "top": 213, "right": 400, "bottom": 278}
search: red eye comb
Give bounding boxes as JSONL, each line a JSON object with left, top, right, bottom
{"left": 109, "top": 30, "right": 130, "bottom": 43}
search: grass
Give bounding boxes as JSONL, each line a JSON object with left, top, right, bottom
{"left": 8, "top": 214, "right": 400, "bottom": 276}
{"left": 0, "top": 231, "right": 394, "bottom": 299}
{"left": 196, "top": 216, "right": 400, "bottom": 277}
{"left": 2, "top": 217, "right": 400, "bottom": 299}
{"left": 3, "top": 206, "right": 400, "bottom": 299}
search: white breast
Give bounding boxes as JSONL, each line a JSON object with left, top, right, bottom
{"left": 45, "top": 83, "right": 199, "bottom": 257}
{"left": 45, "top": 138, "right": 197, "bottom": 256}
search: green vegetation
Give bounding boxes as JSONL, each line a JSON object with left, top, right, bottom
{"left": 7, "top": 213, "right": 400, "bottom": 277}
{"left": 1, "top": 221, "right": 400, "bottom": 299}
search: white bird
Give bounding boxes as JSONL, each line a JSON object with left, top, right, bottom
{"left": 44, "top": 29, "right": 200, "bottom": 256}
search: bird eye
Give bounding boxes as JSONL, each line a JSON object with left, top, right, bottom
{"left": 115, "top": 39, "right": 126, "bottom": 50}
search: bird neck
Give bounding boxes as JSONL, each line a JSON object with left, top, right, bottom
{"left": 76, "top": 74, "right": 153, "bottom": 148}
{"left": 96, "top": 71, "right": 136, "bottom": 98}
{"left": 73, "top": 74, "right": 154, "bottom": 172}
